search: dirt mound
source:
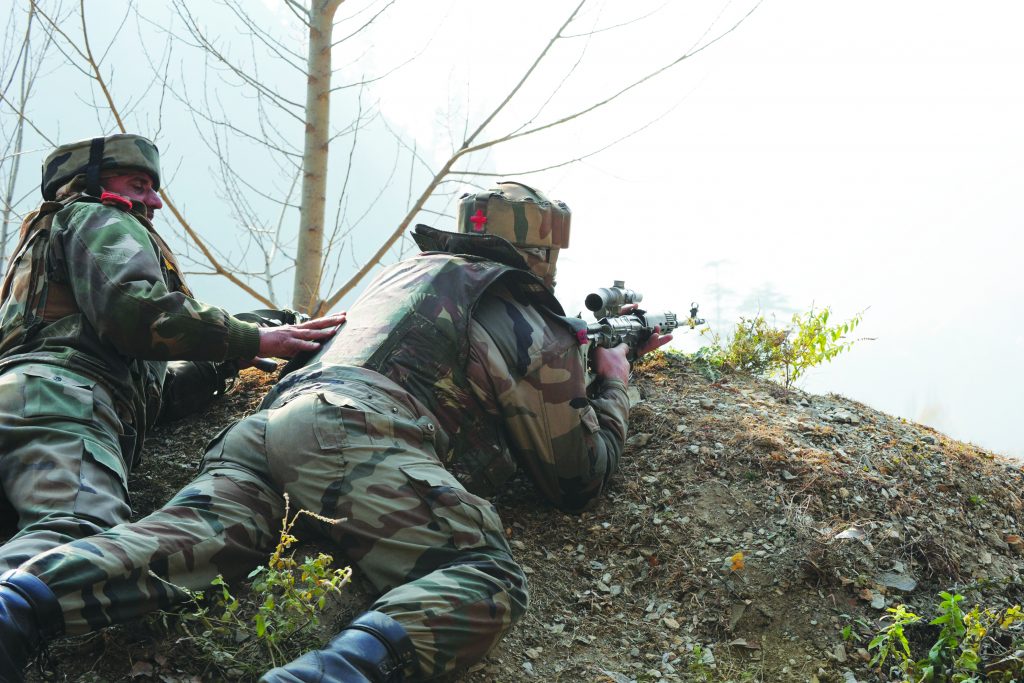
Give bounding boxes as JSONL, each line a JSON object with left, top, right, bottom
{"left": 24, "top": 354, "right": 1024, "bottom": 682}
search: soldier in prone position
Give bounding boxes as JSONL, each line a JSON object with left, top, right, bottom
{"left": 0, "top": 182, "right": 670, "bottom": 681}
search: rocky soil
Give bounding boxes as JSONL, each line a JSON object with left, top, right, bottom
{"left": 20, "top": 353, "right": 1024, "bottom": 682}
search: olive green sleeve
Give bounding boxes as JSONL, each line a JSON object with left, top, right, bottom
{"left": 57, "top": 203, "right": 260, "bottom": 361}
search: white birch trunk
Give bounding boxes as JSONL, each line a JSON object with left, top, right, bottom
{"left": 292, "top": 0, "right": 343, "bottom": 313}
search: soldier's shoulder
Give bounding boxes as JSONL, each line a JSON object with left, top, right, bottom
{"left": 474, "top": 289, "right": 577, "bottom": 376}
{"left": 55, "top": 200, "right": 136, "bottom": 231}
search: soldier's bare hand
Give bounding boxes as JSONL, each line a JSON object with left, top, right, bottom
{"left": 594, "top": 344, "right": 631, "bottom": 385}
{"left": 638, "top": 326, "right": 673, "bottom": 357}
{"left": 256, "top": 312, "right": 346, "bottom": 359}
{"left": 619, "top": 304, "right": 674, "bottom": 358}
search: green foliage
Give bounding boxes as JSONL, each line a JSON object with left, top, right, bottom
{"left": 693, "top": 306, "right": 864, "bottom": 388}
{"left": 164, "top": 496, "right": 351, "bottom": 676}
{"left": 868, "top": 603, "right": 922, "bottom": 674}
{"left": 684, "top": 643, "right": 717, "bottom": 682}
{"left": 866, "top": 592, "right": 1024, "bottom": 682}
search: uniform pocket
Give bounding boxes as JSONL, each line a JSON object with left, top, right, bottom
{"left": 399, "top": 462, "right": 506, "bottom": 551}
{"left": 75, "top": 440, "right": 131, "bottom": 527}
{"left": 23, "top": 369, "right": 94, "bottom": 422}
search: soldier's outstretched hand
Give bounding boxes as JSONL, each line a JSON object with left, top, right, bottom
{"left": 618, "top": 303, "right": 674, "bottom": 358}
{"left": 637, "top": 327, "right": 673, "bottom": 357}
{"left": 256, "top": 312, "right": 346, "bottom": 359}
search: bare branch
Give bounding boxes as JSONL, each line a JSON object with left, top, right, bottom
{"left": 561, "top": 2, "right": 670, "bottom": 39}
{"left": 331, "top": 0, "right": 395, "bottom": 47}
{"left": 160, "top": 189, "right": 275, "bottom": 307}
{"left": 224, "top": 0, "right": 306, "bottom": 71}
{"left": 453, "top": 92, "right": 682, "bottom": 177}
{"left": 78, "top": 0, "right": 127, "bottom": 132}
{"left": 463, "top": 0, "right": 763, "bottom": 156}
{"left": 283, "top": 0, "right": 312, "bottom": 28}
{"left": 173, "top": 1, "right": 306, "bottom": 119}
{"left": 461, "top": 0, "right": 588, "bottom": 149}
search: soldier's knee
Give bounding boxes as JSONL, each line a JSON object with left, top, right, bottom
{"left": 461, "top": 550, "right": 529, "bottom": 623}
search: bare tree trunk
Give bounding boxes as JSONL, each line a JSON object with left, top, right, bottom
{"left": 292, "top": 0, "right": 343, "bottom": 313}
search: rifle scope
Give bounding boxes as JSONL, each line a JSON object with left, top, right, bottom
{"left": 585, "top": 280, "right": 642, "bottom": 317}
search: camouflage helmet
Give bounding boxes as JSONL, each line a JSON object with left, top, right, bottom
{"left": 457, "top": 181, "right": 570, "bottom": 284}
{"left": 41, "top": 133, "right": 161, "bottom": 200}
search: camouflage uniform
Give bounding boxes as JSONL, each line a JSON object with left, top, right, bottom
{"left": 17, "top": 187, "right": 630, "bottom": 679}
{"left": 18, "top": 240, "right": 628, "bottom": 677}
{"left": 0, "top": 135, "right": 261, "bottom": 572}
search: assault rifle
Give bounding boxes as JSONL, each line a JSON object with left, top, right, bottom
{"left": 583, "top": 280, "right": 704, "bottom": 362}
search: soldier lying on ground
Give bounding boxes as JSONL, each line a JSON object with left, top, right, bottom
{"left": 0, "top": 182, "right": 669, "bottom": 682}
{"left": 0, "top": 133, "right": 343, "bottom": 569}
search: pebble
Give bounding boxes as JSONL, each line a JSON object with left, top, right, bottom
{"left": 700, "top": 398, "right": 714, "bottom": 410}
{"left": 832, "top": 409, "right": 860, "bottom": 424}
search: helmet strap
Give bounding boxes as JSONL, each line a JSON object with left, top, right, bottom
{"left": 85, "top": 136, "right": 105, "bottom": 197}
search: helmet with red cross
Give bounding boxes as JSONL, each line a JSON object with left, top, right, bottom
{"left": 457, "top": 181, "right": 571, "bottom": 286}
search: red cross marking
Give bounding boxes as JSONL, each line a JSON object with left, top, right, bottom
{"left": 470, "top": 209, "right": 488, "bottom": 232}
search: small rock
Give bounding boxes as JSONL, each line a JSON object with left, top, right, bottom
{"left": 832, "top": 410, "right": 860, "bottom": 424}
{"left": 876, "top": 571, "right": 917, "bottom": 592}
{"left": 628, "top": 433, "right": 653, "bottom": 447}
{"left": 700, "top": 398, "right": 714, "bottom": 410}
{"left": 780, "top": 470, "right": 797, "bottom": 481}
{"left": 922, "top": 435, "right": 937, "bottom": 445}
{"left": 871, "top": 594, "right": 886, "bottom": 610}
{"left": 833, "top": 643, "right": 847, "bottom": 663}
{"left": 838, "top": 487, "right": 850, "bottom": 499}
{"left": 662, "top": 617, "right": 680, "bottom": 629}
{"left": 688, "top": 445, "right": 700, "bottom": 455}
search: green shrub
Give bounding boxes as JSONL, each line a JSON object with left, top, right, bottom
{"left": 693, "top": 306, "right": 864, "bottom": 388}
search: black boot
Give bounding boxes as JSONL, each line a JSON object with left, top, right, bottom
{"left": 261, "top": 610, "right": 420, "bottom": 683}
{"left": 0, "top": 570, "right": 64, "bottom": 682}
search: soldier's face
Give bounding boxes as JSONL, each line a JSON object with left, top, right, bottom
{"left": 100, "top": 170, "right": 163, "bottom": 220}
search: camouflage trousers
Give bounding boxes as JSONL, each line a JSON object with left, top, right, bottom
{"left": 0, "top": 363, "right": 136, "bottom": 572}
{"left": 20, "top": 383, "right": 528, "bottom": 679}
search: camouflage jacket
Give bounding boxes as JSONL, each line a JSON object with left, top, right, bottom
{"left": 271, "top": 228, "right": 629, "bottom": 511}
{"left": 0, "top": 190, "right": 260, "bottom": 456}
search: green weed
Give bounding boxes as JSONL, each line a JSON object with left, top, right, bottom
{"left": 867, "top": 592, "right": 1023, "bottom": 682}
{"left": 162, "top": 495, "right": 352, "bottom": 676}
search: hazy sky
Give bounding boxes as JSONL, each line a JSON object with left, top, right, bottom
{"left": 7, "top": 1, "right": 1022, "bottom": 457}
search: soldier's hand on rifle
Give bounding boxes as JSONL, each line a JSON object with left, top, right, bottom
{"left": 255, "top": 312, "right": 346, "bottom": 360}
{"left": 618, "top": 303, "right": 674, "bottom": 357}
{"left": 594, "top": 344, "right": 632, "bottom": 385}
